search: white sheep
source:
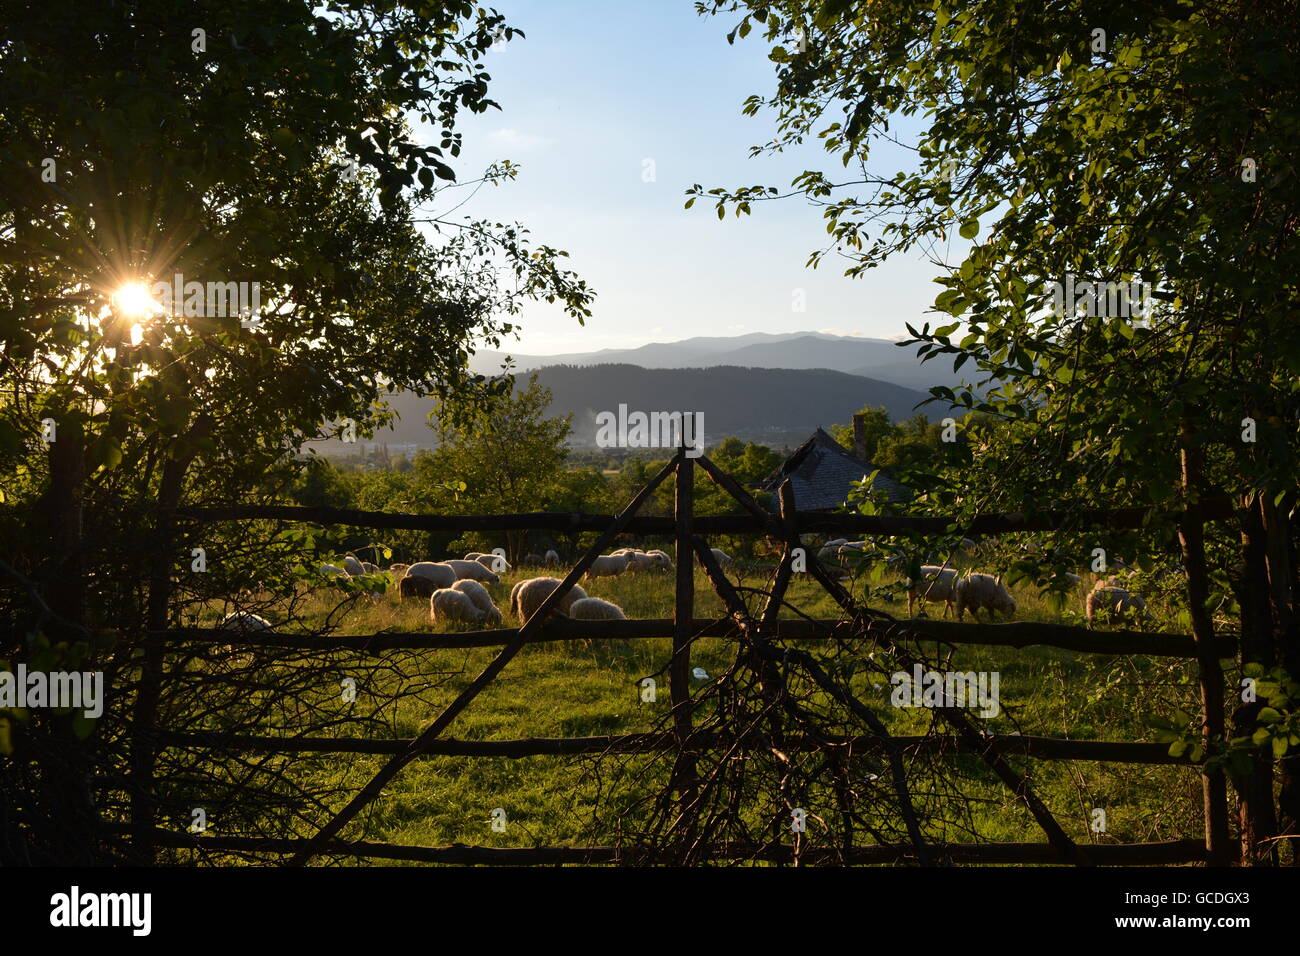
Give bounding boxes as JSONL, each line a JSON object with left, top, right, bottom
{"left": 463, "top": 552, "right": 485, "bottom": 561}
{"left": 511, "top": 577, "right": 588, "bottom": 623}
{"left": 623, "top": 551, "right": 657, "bottom": 572}
{"left": 319, "top": 563, "right": 347, "bottom": 578}
{"left": 389, "top": 563, "right": 410, "bottom": 580}
{"left": 430, "top": 588, "right": 486, "bottom": 626}
{"left": 543, "top": 549, "right": 561, "bottom": 566}
{"left": 451, "top": 579, "right": 502, "bottom": 626}
{"left": 824, "top": 538, "right": 849, "bottom": 549}
{"left": 908, "top": 565, "right": 960, "bottom": 616}
{"left": 523, "top": 553, "right": 543, "bottom": 565}
{"left": 406, "top": 561, "right": 457, "bottom": 589}
{"left": 568, "top": 597, "right": 626, "bottom": 621}
{"left": 342, "top": 555, "right": 365, "bottom": 576}
{"left": 475, "top": 553, "right": 509, "bottom": 573}
{"left": 360, "top": 561, "right": 380, "bottom": 574}
{"left": 442, "top": 559, "right": 500, "bottom": 585}
{"left": 1086, "top": 581, "right": 1148, "bottom": 624}
{"left": 644, "top": 549, "right": 673, "bottom": 570}
{"left": 220, "top": 611, "right": 273, "bottom": 634}
{"left": 698, "top": 548, "right": 733, "bottom": 567}
{"left": 954, "top": 573, "right": 1017, "bottom": 621}
{"left": 585, "top": 554, "right": 629, "bottom": 580}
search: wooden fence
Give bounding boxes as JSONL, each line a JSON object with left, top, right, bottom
{"left": 125, "top": 449, "right": 1247, "bottom": 867}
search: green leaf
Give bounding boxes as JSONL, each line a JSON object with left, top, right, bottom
{"left": 959, "top": 219, "right": 979, "bottom": 239}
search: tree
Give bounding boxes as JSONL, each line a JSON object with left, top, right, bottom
{"left": 695, "top": 0, "right": 1299, "bottom": 864}
{"left": 417, "top": 374, "right": 572, "bottom": 559}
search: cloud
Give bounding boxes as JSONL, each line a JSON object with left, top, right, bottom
{"left": 488, "top": 128, "right": 552, "bottom": 152}
{"left": 727, "top": 323, "right": 747, "bottom": 331}
{"left": 816, "top": 327, "right": 869, "bottom": 338}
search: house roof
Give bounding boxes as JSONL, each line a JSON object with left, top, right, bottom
{"left": 757, "top": 427, "right": 909, "bottom": 511}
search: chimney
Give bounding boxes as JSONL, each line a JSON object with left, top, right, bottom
{"left": 852, "top": 413, "right": 868, "bottom": 461}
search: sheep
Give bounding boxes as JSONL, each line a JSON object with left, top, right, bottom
{"left": 389, "top": 563, "right": 410, "bottom": 580}
{"left": 451, "top": 579, "right": 502, "bottom": 626}
{"left": 463, "top": 552, "right": 486, "bottom": 561}
{"left": 568, "top": 597, "right": 627, "bottom": 621}
{"left": 1086, "top": 581, "right": 1148, "bottom": 624}
{"left": 1063, "top": 572, "right": 1084, "bottom": 588}
{"left": 360, "top": 561, "right": 380, "bottom": 574}
{"left": 319, "top": 563, "right": 347, "bottom": 578}
{"left": 523, "top": 553, "right": 543, "bottom": 565}
{"left": 443, "top": 558, "right": 500, "bottom": 585}
{"left": 585, "top": 554, "right": 629, "bottom": 580}
{"left": 697, "top": 548, "right": 733, "bottom": 567}
{"left": 644, "top": 549, "right": 673, "bottom": 570}
{"left": 511, "top": 577, "right": 588, "bottom": 623}
{"left": 908, "top": 565, "right": 960, "bottom": 616}
{"left": 954, "top": 572, "right": 1017, "bottom": 622}
{"left": 475, "top": 553, "right": 509, "bottom": 573}
{"left": 400, "top": 574, "right": 438, "bottom": 600}
{"left": 623, "top": 551, "right": 657, "bottom": 572}
{"left": 543, "top": 549, "right": 561, "bottom": 566}
{"left": 221, "top": 611, "right": 273, "bottom": 634}
{"left": 406, "top": 561, "right": 457, "bottom": 589}
{"left": 430, "top": 588, "right": 486, "bottom": 626}
{"left": 823, "top": 538, "right": 849, "bottom": 550}
{"left": 342, "top": 555, "right": 365, "bottom": 576}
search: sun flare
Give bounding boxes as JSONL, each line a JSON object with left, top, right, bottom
{"left": 111, "top": 281, "right": 160, "bottom": 321}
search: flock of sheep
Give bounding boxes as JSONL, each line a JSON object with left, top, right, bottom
{"left": 220, "top": 536, "right": 1151, "bottom": 636}
{"left": 818, "top": 538, "right": 1150, "bottom": 625}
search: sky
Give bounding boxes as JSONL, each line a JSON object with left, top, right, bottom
{"left": 421, "top": 0, "right": 952, "bottom": 356}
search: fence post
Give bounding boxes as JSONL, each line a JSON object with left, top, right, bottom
{"left": 671, "top": 448, "right": 697, "bottom": 807}
{"left": 1178, "top": 423, "right": 1231, "bottom": 866}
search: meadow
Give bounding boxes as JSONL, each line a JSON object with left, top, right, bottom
{"left": 186, "top": 558, "right": 1209, "bottom": 863}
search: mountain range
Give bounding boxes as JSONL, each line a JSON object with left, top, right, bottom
{"left": 314, "top": 332, "right": 968, "bottom": 455}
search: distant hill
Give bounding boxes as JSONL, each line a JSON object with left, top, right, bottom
{"left": 310, "top": 363, "right": 933, "bottom": 456}
{"left": 467, "top": 330, "right": 971, "bottom": 394}
{"left": 534, "top": 364, "right": 930, "bottom": 447}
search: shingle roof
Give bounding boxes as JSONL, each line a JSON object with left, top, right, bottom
{"left": 757, "top": 427, "right": 909, "bottom": 511}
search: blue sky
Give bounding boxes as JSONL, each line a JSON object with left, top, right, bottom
{"left": 429, "top": 0, "right": 949, "bottom": 355}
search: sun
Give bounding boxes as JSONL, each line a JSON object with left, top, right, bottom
{"left": 111, "top": 281, "right": 161, "bottom": 321}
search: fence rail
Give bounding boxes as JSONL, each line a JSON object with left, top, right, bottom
{"left": 158, "top": 618, "right": 1237, "bottom": 658}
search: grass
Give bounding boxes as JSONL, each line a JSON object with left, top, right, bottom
{"left": 181, "top": 560, "right": 1210, "bottom": 864}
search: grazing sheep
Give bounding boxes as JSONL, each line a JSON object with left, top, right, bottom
{"left": 360, "top": 561, "right": 380, "bottom": 574}
{"left": 954, "top": 573, "right": 1017, "bottom": 621}
{"left": 1063, "top": 572, "right": 1084, "bottom": 588}
{"left": 644, "top": 549, "right": 673, "bottom": 570}
{"left": 623, "top": 551, "right": 657, "bottom": 572}
{"left": 512, "top": 577, "right": 588, "bottom": 623}
{"left": 1086, "top": 581, "right": 1148, "bottom": 623}
{"left": 824, "top": 538, "right": 849, "bottom": 549}
{"left": 568, "top": 597, "right": 627, "bottom": 621}
{"left": 908, "top": 565, "right": 960, "bottom": 616}
{"left": 430, "top": 588, "right": 485, "bottom": 626}
{"left": 523, "top": 553, "right": 543, "bottom": 565}
{"left": 221, "top": 611, "right": 273, "bottom": 634}
{"left": 543, "top": 549, "right": 561, "bottom": 566}
{"left": 343, "top": 555, "right": 365, "bottom": 576}
{"left": 406, "top": 561, "right": 457, "bottom": 589}
{"left": 451, "top": 579, "right": 502, "bottom": 626}
{"left": 698, "top": 548, "right": 733, "bottom": 567}
{"left": 585, "top": 554, "right": 629, "bottom": 580}
{"left": 475, "top": 553, "right": 509, "bottom": 573}
{"left": 442, "top": 559, "right": 500, "bottom": 585}
{"left": 389, "top": 563, "right": 410, "bottom": 580}
{"left": 463, "top": 552, "right": 486, "bottom": 561}
{"left": 319, "top": 563, "right": 347, "bottom": 578}
{"left": 400, "top": 574, "right": 438, "bottom": 600}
